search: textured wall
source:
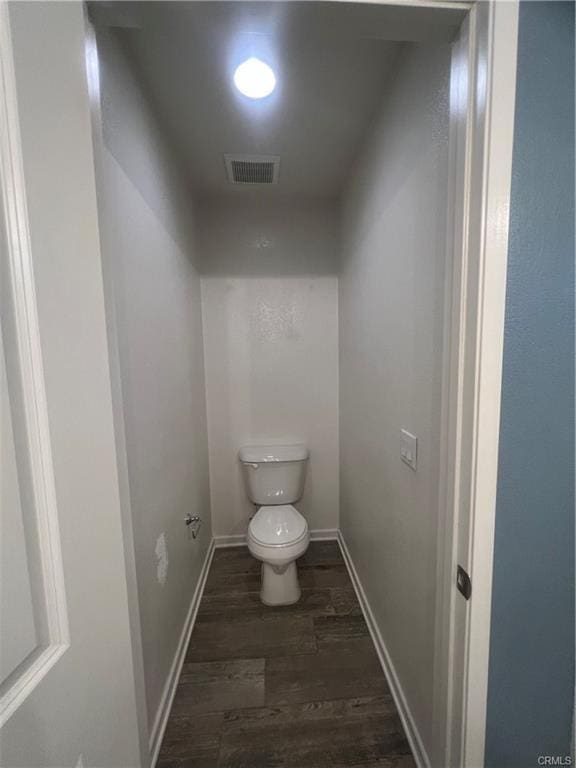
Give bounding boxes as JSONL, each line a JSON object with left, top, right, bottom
{"left": 199, "top": 198, "right": 339, "bottom": 538}
{"left": 339, "top": 43, "right": 451, "bottom": 761}
{"left": 94, "top": 28, "right": 212, "bottom": 733}
{"left": 486, "top": 3, "right": 575, "bottom": 765}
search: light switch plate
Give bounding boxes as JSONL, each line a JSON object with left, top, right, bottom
{"left": 401, "top": 429, "right": 418, "bottom": 470}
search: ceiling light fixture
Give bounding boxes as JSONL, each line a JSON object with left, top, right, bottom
{"left": 233, "top": 57, "right": 276, "bottom": 99}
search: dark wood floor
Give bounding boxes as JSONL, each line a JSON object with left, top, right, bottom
{"left": 157, "top": 541, "right": 416, "bottom": 768}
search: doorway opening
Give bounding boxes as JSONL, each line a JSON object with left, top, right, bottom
{"left": 0, "top": 1, "right": 516, "bottom": 765}
{"left": 85, "top": 3, "right": 519, "bottom": 766}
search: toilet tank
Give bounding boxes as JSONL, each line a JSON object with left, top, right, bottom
{"left": 239, "top": 444, "right": 308, "bottom": 506}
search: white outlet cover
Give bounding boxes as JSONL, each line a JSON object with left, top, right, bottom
{"left": 401, "top": 429, "right": 418, "bottom": 471}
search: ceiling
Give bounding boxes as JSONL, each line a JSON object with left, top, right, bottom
{"left": 93, "top": 2, "right": 463, "bottom": 200}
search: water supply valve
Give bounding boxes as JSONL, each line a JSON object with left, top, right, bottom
{"left": 184, "top": 514, "right": 202, "bottom": 539}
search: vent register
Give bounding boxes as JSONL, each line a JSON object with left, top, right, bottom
{"left": 224, "top": 154, "right": 280, "bottom": 185}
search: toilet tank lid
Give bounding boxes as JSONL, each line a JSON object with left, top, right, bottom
{"left": 239, "top": 444, "right": 308, "bottom": 463}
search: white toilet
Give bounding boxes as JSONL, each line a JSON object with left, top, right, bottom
{"left": 239, "top": 444, "right": 310, "bottom": 606}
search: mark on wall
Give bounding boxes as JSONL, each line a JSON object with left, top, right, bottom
{"left": 254, "top": 232, "right": 272, "bottom": 249}
{"left": 252, "top": 299, "right": 300, "bottom": 342}
{"left": 155, "top": 532, "right": 169, "bottom": 585}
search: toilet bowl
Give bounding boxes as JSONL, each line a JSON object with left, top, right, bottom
{"left": 248, "top": 504, "right": 309, "bottom": 605}
{"left": 240, "top": 444, "right": 309, "bottom": 606}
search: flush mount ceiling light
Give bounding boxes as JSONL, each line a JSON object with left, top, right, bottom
{"left": 233, "top": 57, "right": 276, "bottom": 99}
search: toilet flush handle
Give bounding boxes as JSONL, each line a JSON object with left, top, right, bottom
{"left": 247, "top": 463, "right": 259, "bottom": 470}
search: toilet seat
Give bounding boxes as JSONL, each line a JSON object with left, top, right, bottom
{"left": 249, "top": 504, "right": 307, "bottom": 547}
{"left": 248, "top": 504, "right": 309, "bottom": 570}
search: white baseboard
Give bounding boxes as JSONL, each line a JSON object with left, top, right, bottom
{"left": 310, "top": 528, "right": 339, "bottom": 541}
{"left": 214, "top": 528, "right": 338, "bottom": 548}
{"left": 337, "top": 531, "right": 431, "bottom": 768}
{"left": 149, "top": 538, "right": 215, "bottom": 767}
{"left": 214, "top": 533, "right": 247, "bottom": 548}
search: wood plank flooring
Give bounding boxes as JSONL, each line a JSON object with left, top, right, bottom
{"left": 157, "top": 541, "right": 415, "bottom": 768}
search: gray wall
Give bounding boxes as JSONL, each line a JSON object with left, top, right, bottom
{"left": 93, "top": 27, "right": 212, "bottom": 738}
{"left": 339, "top": 43, "right": 451, "bottom": 763}
{"left": 486, "top": 3, "right": 575, "bottom": 765}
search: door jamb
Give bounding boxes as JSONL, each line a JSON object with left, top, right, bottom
{"left": 433, "top": 2, "right": 519, "bottom": 767}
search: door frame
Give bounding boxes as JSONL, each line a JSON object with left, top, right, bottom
{"left": 429, "top": 2, "right": 519, "bottom": 767}
{"left": 1, "top": 0, "right": 518, "bottom": 765}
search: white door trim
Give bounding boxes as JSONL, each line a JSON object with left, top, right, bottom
{"left": 459, "top": 3, "right": 519, "bottom": 765}
{"left": 433, "top": 2, "right": 519, "bottom": 767}
{"left": 0, "top": 0, "right": 70, "bottom": 726}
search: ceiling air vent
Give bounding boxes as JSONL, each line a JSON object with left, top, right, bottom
{"left": 224, "top": 154, "right": 280, "bottom": 185}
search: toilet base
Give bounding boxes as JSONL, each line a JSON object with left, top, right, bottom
{"left": 260, "top": 561, "right": 301, "bottom": 606}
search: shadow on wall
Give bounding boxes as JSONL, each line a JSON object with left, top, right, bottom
{"left": 197, "top": 196, "right": 339, "bottom": 276}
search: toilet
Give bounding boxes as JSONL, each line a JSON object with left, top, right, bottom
{"left": 239, "top": 444, "right": 310, "bottom": 606}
